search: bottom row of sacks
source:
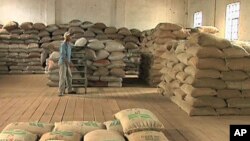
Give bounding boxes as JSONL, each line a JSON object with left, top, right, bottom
{"left": 0, "top": 108, "right": 169, "bottom": 141}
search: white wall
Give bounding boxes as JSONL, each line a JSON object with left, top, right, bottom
{"left": 187, "top": 0, "right": 250, "bottom": 41}
{"left": 0, "top": 0, "right": 187, "bottom": 30}
{"left": 0, "top": 0, "right": 55, "bottom": 25}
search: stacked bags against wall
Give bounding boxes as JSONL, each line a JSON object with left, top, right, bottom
{"left": 0, "top": 21, "right": 44, "bottom": 74}
{"left": 86, "top": 39, "right": 125, "bottom": 87}
{"left": 160, "top": 32, "right": 250, "bottom": 116}
{"left": 0, "top": 43, "right": 9, "bottom": 74}
{"left": 140, "top": 23, "right": 189, "bottom": 86}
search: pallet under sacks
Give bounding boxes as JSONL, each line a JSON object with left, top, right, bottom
{"left": 140, "top": 23, "right": 189, "bottom": 87}
{"left": 45, "top": 38, "right": 126, "bottom": 87}
{"left": 159, "top": 32, "right": 250, "bottom": 116}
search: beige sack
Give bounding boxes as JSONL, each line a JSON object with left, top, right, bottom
{"left": 188, "top": 57, "right": 228, "bottom": 71}
{"left": 40, "top": 131, "right": 81, "bottom": 141}
{"left": 105, "top": 41, "right": 125, "bottom": 52}
{"left": 227, "top": 58, "right": 250, "bottom": 71}
{"left": 156, "top": 23, "right": 182, "bottom": 31}
{"left": 104, "top": 120, "right": 123, "bottom": 134}
{"left": 108, "top": 52, "right": 125, "bottom": 61}
{"left": 227, "top": 98, "right": 250, "bottom": 108}
{"left": 198, "top": 33, "right": 231, "bottom": 49}
{"left": 110, "top": 68, "right": 125, "bottom": 77}
{"left": 184, "top": 66, "right": 221, "bottom": 79}
{"left": 181, "top": 84, "right": 217, "bottom": 97}
{"left": 191, "top": 78, "right": 226, "bottom": 89}
{"left": 114, "top": 108, "right": 164, "bottom": 134}
{"left": 177, "top": 53, "right": 193, "bottom": 65}
{"left": 3, "top": 122, "right": 54, "bottom": 136}
{"left": 186, "top": 46, "right": 225, "bottom": 58}
{"left": 53, "top": 121, "right": 105, "bottom": 135}
{"left": 84, "top": 129, "right": 125, "bottom": 141}
{"left": 95, "top": 49, "right": 110, "bottom": 61}
{"left": 223, "top": 47, "right": 250, "bottom": 58}
{"left": 0, "top": 129, "right": 37, "bottom": 141}
{"left": 217, "top": 89, "right": 241, "bottom": 99}
{"left": 221, "top": 71, "right": 248, "bottom": 81}
{"left": 185, "top": 95, "right": 227, "bottom": 108}
{"left": 126, "top": 131, "right": 169, "bottom": 141}
{"left": 87, "top": 40, "right": 105, "bottom": 50}
{"left": 225, "top": 79, "right": 250, "bottom": 90}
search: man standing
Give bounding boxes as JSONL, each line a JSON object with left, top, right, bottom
{"left": 58, "top": 32, "right": 76, "bottom": 96}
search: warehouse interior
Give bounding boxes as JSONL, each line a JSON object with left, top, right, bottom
{"left": 0, "top": 0, "right": 250, "bottom": 141}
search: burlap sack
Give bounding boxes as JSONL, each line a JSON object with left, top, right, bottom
{"left": 241, "top": 90, "right": 250, "bottom": 98}
{"left": 69, "top": 19, "right": 82, "bottom": 27}
{"left": 93, "top": 67, "right": 109, "bottom": 76}
{"left": 100, "top": 76, "right": 122, "bottom": 82}
{"left": 3, "top": 21, "right": 18, "bottom": 31}
{"left": 49, "top": 51, "right": 60, "bottom": 62}
{"left": 108, "top": 52, "right": 125, "bottom": 61}
{"left": 177, "top": 53, "right": 193, "bottom": 65}
{"left": 221, "top": 71, "right": 248, "bottom": 81}
{"left": 88, "top": 27, "right": 103, "bottom": 34}
{"left": 227, "top": 98, "right": 250, "bottom": 108}
{"left": 33, "top": 23, "right": 46, "bottom": 30}
{"left": 47, "top": 41, "right": 62, "bottom": 51}
{"left": 110, "top": 68, "right": 125, "bottom": 77}
{"left": 125, "top": 42, "right": 139, "bottom": 49}
{"left": 152, "top": 30, "right": 176, "bottom": 39}
{"left": 104, "top": 27, "right": 118, "bottom": 34}
{"left": 217, "top": 89, "right": 241, "bottom": 99}
{"left": 53, "top": 29, "right": 67, "bottom": 36}
{"left": 46, "top": 24, "right": 59, "bottom": 33}
{"left": 172, "top": 63, "right": 186, "bottom": 72}
{"left": 3, "top": 122, "right": 54, "bottom": 136}
{"left": 106, "top": 33, "right": 124, "bottom": 40}
{"left": 93, "top": 22, "right": 106, "bottom": 29}
{"left": 156, "top": 23, "right": 182, "bottom": 31}
{"left": 227, "top": 58, "right": 250, "bottom": 71}
{"left": 52, "top": 35, "right": 64, "bottom": 41}
{"left": 40, "top": 36, "right": 52, "bottom": 43}
{"left": 0, "top": 129, "right": 37, "bottom": 141}
{"left": 118, "top": 27, "right": 132, "bottom": 36}
{"left": 173, "top": 88, "right": 186, "bottom": 100}
{"left": 87, "top": 76, "right": 100, "bottom": 81}
{"left": 124, "top": 35, "right": 139, "bottom": 43}
{"left": 173, "top": 29, "right": 190, "bottom": 39}
{"left": 188, "top": 57, "right": 228, "bottom": 71}
{"left": 105, "top": 41, "right": 125, "bottom": 52}
{"left": 196, "top": 26, "right": 219, "bottom": 34}
{"left": 40, "top": 131, "right": 81, "bottom": 141}
{"left": 186, "top": 46, "right": 225, "bottom": 58}
{"left": 198, "top": 33, "right": 231, "bottom": 49}
{"left": 114, "top": 108, "right": 164, "bottom": 134}
{"left": 154, "top": 38, "right": 175, "bottom": 45}
{"left": 0, "top": 29, "right": 9, "bottom": 35}
{"left": 80, "top": 21, "right": 93, "bottom": 29}
{"left": 95, "top": 49, "right": 110, "bottom": 61}
{"left": 223, "top": 47, "right": 249, "bottom": 58}
{"left": 181, "top": 84, "right": 217, "bottom": 97}
{"left": 191, "top": 78, "right": 226, "bottom": 89}
{"left": 185, "top": 95, "right": 227, "bottom": 108}
{"left": 83, "top": 30, "right": 95, "bottom": 37}
{"left": 225, "top": 79, "right": 250, "bottom": 90}
{"left": 107, "top": 60, "right": 126, "bottom": 69}
{"left": 184, "top": 66, "right": 221, "bottom": 79}
{"left": 87, "top": 40, "right": 105, "bottom": 50}
{"left": 176, "top": 71, "right": 189, "bottom": 83}
{"left": 126, "top": 131, "right": 169, "bottom": 141}
{"left": 39, "top": 30, "right": 50, "bottom": 37}
{"left": 84, "top": 129, "right": 125, "bottom": 141}
{"left": 104, "top": 120, "right": 123, "bottom": 134}
{"left": 93, "top": 60, "right": 110, "bottom": 67}
{"left": 54, "top": 121, "right": 105, "bottom": 135}
{"left": 216, "top": 108, "right": 241, "bottom": 115}
{"left": 85, "top": 49, "right": 96, "bottom": 60}
{"left": 130, "top": 28, "right": 142, "bottom": 37}
{"left": 96, "top": 34, "right": 108, "bottom": 40}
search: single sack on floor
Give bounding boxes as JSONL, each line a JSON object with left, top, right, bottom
{"left": 114, "top": 108, "right": 165, "bottom": 134}
{"left": 84, "top": 129, "right": 125, "bottom": 141}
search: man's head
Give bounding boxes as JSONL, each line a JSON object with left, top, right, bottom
{"left": 64, "top": 32, "right": 71, "bottom": 42}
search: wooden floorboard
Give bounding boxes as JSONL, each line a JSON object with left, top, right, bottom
{"left": 1, "top": 75, "right": 250, "bottom": 141}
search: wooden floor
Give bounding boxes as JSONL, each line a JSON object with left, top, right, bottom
{"left": 0, "top": 75, "right": 250, "bottom": 141}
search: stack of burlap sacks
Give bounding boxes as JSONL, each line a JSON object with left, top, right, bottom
{"left": 45, "top": 37, "right": 126, "bottom": 87}
{"left": 140, "top": 23, "right": 189, "bottom": 86}
{"left": 41, "top": 20, "right": 142, "bottom": 77}
{"left": 0, "top": 108, "right": 169, "bottom": 141}
{"left": 0, "top": 21, "right": 44, "bottom": 74}
{"left": 159, "top": 31, "right": 250, "bottom": 116}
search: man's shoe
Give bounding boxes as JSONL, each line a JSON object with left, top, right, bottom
{"left": 68, "top": 91, "right": 77, "bottom": 94}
